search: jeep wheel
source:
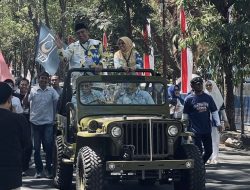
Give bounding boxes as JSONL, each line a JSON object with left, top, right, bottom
{"left": 76, "top": 146, "right": 104, "bottom": 190}
{"left": 174, "top": 144, "right": 205, "bottom": 190}
{"left": 53, "top": 136, "right": 73, "bottom": 190}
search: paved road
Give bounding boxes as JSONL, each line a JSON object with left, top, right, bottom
{"left": 206, "top": 148, "right": 250, "bottom": 190}
{"left": 22, "top": 148, "right": 250, "bottom": 190}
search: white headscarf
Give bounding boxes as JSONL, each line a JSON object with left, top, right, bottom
{"left": 204, "top": 80, "right": 224, "bottom": 110}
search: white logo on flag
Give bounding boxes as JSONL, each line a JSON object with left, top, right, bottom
{"left": 37, "top": 33, "right": 56, "bottom": 62}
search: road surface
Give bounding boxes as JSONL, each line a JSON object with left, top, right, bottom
{"left": 22, "top": 148, "right": 250, "bottom": 190}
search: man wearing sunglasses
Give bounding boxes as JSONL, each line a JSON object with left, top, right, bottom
{"left": 182, "top": 76, "right": 222, "bottom": 164}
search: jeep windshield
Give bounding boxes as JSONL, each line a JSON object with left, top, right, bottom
{"left": 78, "top": 81, "right": 166, "bottom": 105}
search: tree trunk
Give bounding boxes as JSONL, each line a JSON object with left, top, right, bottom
{"left": 58, "top": 0, "right": 67, "bottom": 79}
{"left": 43, "top": 0, "right": 50, "bottom": 28}
{"left": 28, "top": 4, "right": 39, "bottom": 33}
{"left": 224, "top": 63, "right": 236, "bottom": 131}
{"left": 125, "top": 0, "right": 132, "bottom": 38}
{"left": 151, "top": 25, "right": 180, "bottom": 78}
{"left": 240, "top": 71, "right": 244, "bottom": 134}
{"left": 28, "top": 3, "right": 39, "bottom": 81}
{"left": 210, "top": 1, "right": 236, "bottom": 131}
{"left": 59, "top": 0, "right": 67, "bottom": 40}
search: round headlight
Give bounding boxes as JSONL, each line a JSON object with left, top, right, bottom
{"left": 108, "top": 163, "right": 116, "bottom": 171}
{"left": 111, "top": 126, "right": 122, "bottom": 138}
{"left": 168, "top": 125, "right": 179, "bottom": 136}
{"left": 88, "top": 120, "right": 99, "bottom": 132}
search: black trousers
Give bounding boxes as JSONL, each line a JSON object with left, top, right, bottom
{"left": 22, "top": 113, "right": 33, "bottom": 172}
{"left": 193, "top": 133, "right": 212, "bottom": 163}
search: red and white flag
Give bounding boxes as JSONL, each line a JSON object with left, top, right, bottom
{"left": 0, "top": 51, "right": 13, "bottom": 82}
{"left": 180, "top": 5, "right": 193, "bottom": 93}
{"left": 103, "top": 32, "right": 108, "bottom": 51}
{"left": 143, "top": 19, "right": 154, "bottom": 76}
{"left": 180, "top": 7, "right": 187, "bottom": 33}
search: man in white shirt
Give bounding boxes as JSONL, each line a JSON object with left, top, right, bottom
{"left": 4, "top": 79, "right": 23, "bottom": 113}
{"left": 55, "top": 22, "right": 103, "bottom": 71}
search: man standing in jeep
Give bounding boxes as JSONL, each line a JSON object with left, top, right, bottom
{"left": 55, "top": 22, "right": 103, "bottom": 71}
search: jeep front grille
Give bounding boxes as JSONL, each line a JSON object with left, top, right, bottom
{"left": 122, "top": 120, "right": 168, "bottom": 160}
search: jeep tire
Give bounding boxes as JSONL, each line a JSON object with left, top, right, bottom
{"left": 53, "top": 136, "right": 73, "bottom": 190}
{"left": 76, "top": 146, "right": 104, "bottom": 190}
{"left": 174, "top": 144, "right": 205, "bottom": 190}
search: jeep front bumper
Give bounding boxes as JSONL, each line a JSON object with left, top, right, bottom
{"left": 106, "top": 159, "right": 193, "bottom": 172}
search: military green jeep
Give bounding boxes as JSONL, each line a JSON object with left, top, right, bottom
{"left": 53, "top": 68, "right": 205, "bottom": 190}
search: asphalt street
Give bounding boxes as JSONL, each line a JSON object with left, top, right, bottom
{"left": 22, "top": 148, "right": 250, "bottom": 190}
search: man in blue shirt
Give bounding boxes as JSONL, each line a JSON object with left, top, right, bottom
{"left": 24, "top": 71, "right": 59, "bottom": 178}
{"left": 80, "top": 83, "right": 105, "bottom": 104}
{"left": 116, "top": 83, "right": 155, "bottom": 104}
{"left": 182, "top": 77, "right": 222, "bottom": 163}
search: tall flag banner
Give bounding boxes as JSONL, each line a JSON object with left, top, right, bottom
{"left": 0, "top": 51, "right": 13, "bottom": 81}
{"left": 143, "top": 19, "right": 154, "bottom": 76}
{"left": 180, "top": 6, "right": 187, "bottom": 33}
{"left": 180, "top": 2, "right": 193, "bottom": 93}
{"left": 35, "top": 23, "right": 60, "bottom": 75}
{"left": 102, "top": 32, "right": 108, "bottom": 51}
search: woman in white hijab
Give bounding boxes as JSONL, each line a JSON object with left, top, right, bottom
{"left": 205, "top": 80, "right": 230, "bottom": 164}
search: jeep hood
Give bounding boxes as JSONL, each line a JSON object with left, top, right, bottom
{"left": 79, "top": 115, "right": 165, "bottom": 128}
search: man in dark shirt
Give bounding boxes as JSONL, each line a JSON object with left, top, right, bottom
{"left": 0, "top": 82, "right": 31, "bottom": 189}
{"left": 182, "top": 77, "right": 222, "bottom": 163}
{"left": 50, "top": 75, "right": 63, "bottom": 96}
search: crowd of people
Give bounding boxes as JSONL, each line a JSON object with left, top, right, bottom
{"left": 0, "top": 20, "right": 229, "bottom": 189}
{"left": 0, "top": 72, "right": 64, "bottom": 189}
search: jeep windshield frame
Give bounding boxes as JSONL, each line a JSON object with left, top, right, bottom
{"left": 77, "top": 81, "right": 165, "bottom": 105}
{"left": 58, "top": 68, "right": 170, "bottom": 119}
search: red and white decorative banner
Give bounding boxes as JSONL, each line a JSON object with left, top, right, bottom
{"left": 181, "top": 47, "right": 193, "bottom": 93}
{"left": 180, "top": 7, "right": 187, "bottom": 33}
{"left": 143, "top": 19, "right": 154, "bottom": 76}
{"left": 180, "top": 5, "right": 193, "bottom": 93}
{"left": 0, "top": 51, "right": 13, "bottom": 82}
{"left": 102, "top": 32, "right": 108, "bottom": 51}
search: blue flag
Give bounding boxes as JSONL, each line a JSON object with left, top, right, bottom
{"left": 35, "top": 23, "right": 60, "bottom": 75}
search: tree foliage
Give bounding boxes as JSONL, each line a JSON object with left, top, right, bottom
{"left": 0, "top": 0, "right": 250, "bottom": 131}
